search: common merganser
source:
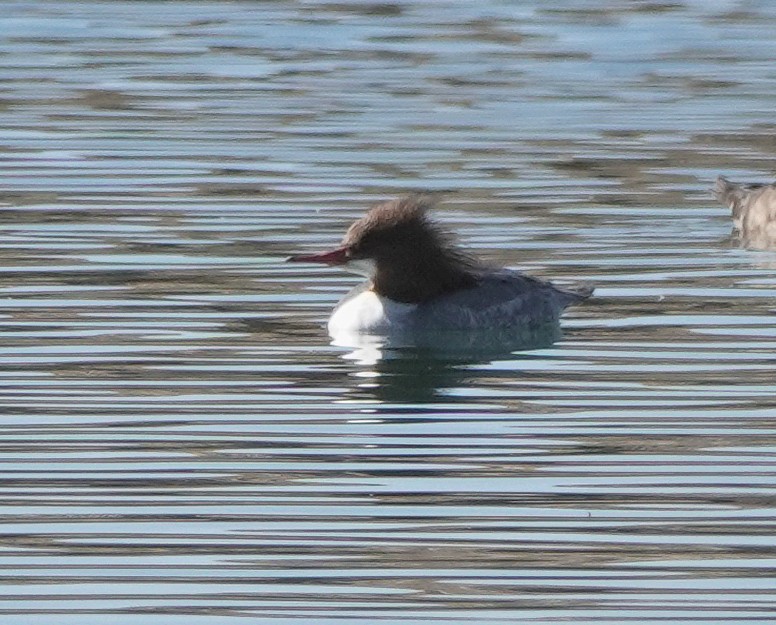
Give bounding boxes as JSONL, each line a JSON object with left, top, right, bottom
{"left": 288, "top": 195, "right": 592, "bottom": 336}
{"left": 714, "top": 175, "right": 776, "bottom": 249}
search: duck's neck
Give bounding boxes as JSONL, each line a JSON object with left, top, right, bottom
{"left": 371, "top": 252, "right": 479, "bottom": 304}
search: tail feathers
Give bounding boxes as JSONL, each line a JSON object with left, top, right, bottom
{"left": 555, "top": 282, "right": 594, "bottom": 308}
{"left": 714, "top": 175, "right": 732, "bottom": 197}
{"left": 714, "top": 175, "right": 740, "bottom": 204}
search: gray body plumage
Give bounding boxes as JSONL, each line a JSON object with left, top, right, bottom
{"left": 334, "top": 268, "right": 592, "bottom": 332}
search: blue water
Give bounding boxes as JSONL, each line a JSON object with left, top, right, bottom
{"left": 1, "top": 1, "right": 776, "bottom": 623}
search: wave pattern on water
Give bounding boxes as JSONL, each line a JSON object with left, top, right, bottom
{"left": 1, "top": 1, "right": 776, "bottom": 624}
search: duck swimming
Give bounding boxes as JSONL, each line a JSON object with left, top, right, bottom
{"left": 288, "top": 196, "right": 592, "bottom": 337}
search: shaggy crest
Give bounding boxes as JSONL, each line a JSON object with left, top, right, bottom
{"left": 342, "top": 195, "right": 480, "bottom": 303}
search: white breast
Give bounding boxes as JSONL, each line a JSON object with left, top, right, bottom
{"left": 327, "top": 290, "right": 417, "bottom": 334}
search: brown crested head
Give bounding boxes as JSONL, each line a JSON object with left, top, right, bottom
{"left": 344, "top": 195, "right": 444, "bottom": 258}
{"left": 341, "top": 195, "right": 480, "bottom": 303}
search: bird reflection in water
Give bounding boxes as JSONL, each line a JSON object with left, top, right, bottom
{"left": 332, "top": 322, "right": 562, "bottom": 405}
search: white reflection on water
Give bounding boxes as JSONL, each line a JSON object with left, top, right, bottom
{"left": 331, "top": 322, "right": 561, "bottom": 364}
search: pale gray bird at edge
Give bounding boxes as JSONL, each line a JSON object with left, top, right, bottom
{"left": 714, "top": 175, "right": 776, "bottom": 250}
{"left": 287, "top": 195, "right": 593, "bottom": 341}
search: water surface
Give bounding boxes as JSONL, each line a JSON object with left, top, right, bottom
{"left": 2, "top": 1, "right": 776, "bottom": 623}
